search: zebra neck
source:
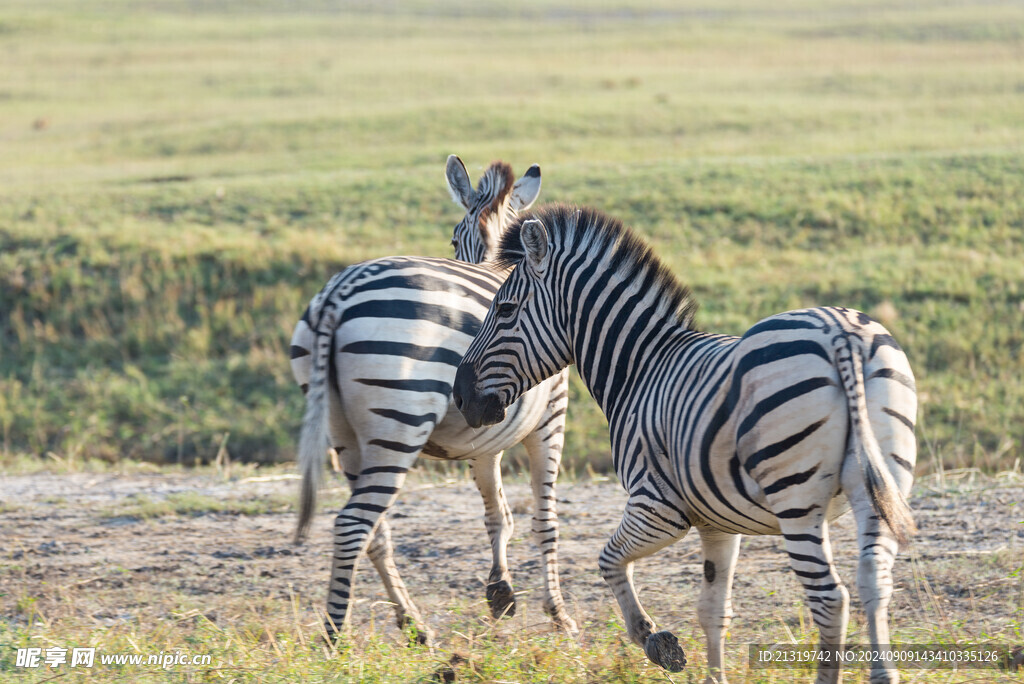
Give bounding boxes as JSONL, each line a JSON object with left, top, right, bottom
{"left": 568, "top": 292, "right": 695, "bottom": 422}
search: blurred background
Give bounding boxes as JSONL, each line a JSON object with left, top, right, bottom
{"left": 1, "top": 0, "right": 1021, "bottom": 475}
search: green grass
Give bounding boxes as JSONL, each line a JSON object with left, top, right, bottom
{"left": 1, "top": 574, "right": 1020, "bottom": 682}
{"left": 98, "top": 491, "right": 295, "bottom": 519}
{"left": 1, "top": 0, "right": 1023, "bottom": 474}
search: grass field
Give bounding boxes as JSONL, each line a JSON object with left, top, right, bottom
{"left": 2, "top": 0, "right": 1023, "bottom": 475}
{"left": 1, "top": 5, "right": 1024, "bottom": 679}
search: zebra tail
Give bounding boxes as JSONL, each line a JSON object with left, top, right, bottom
{"left": 294, "top": 308, "right": 337, "bottom": 545}
{"left": 833, "top": 334, "right": 917, "bottom": 546}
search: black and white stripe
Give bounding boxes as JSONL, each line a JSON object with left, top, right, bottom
{"left": 290, "top": 159, "right": 575, "bottom": 643}
{"left": 454, "top": 204, "right": 917, "bottom": 684}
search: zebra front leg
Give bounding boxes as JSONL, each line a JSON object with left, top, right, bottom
{"left": 780, "top": 519, "right": 850, "bottom": 684}
{"left": 470, "top": 451, "right": 516, "bottom": 619}
{"left": 522, "top": 379, "right": 576, "bottom": 633}
{"left": 696, "top": 527, "right": 741, "bottom": 684}
{"left": 599, "top": 497, "right": 690, "bottom": 672}
{"left": 325, "top": 452, "right": 424, "bottom": 644}
{"left": 336, "top": 452, "right": 429, "bottom": 642}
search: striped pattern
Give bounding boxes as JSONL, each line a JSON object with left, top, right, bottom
{"left": 289, "top": 160, "right": 574, "bottom": 644}
{"left": 454, "top": 204, "right": 917, "bottom": 684}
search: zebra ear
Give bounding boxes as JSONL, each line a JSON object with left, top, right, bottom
{"left": 445, "top": 154, "right": 475, "bottom": 209}
{"left": 520, "top": 219, "right": 550, "bottom": 272}
{"left": 509, "top": 164, "right": 541, "bottom": 212}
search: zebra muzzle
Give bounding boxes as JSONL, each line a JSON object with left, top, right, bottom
{"left": 453, "top": 364, "right": 507, "bottom": 428}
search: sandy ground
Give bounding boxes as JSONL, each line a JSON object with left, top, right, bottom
{"left": 2, "top": 469, "right": 1021, "bottom": 650}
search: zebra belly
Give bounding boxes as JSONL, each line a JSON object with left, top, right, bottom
{"left": 678, "top": 465, "right": 849, "bottom": 536}
{"left": 679, "top": 477, "right": 785, "bottom": 535}
{"left": 427, "top": 380, "right": 552, "bottom": 460}
{"left": 679, "top": 482, "right": 851, "bottom": 535}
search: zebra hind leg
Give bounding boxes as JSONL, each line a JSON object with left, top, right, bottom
{"left": 470, "top": 452, "right": 517, "bottom": 620}
{"left": 324, "top": 448, "right": 422, "bottom": 645}
{"left": 696, "top": 527, "right": 741, "bottom": 684}
{"left": 844, "top": 468, "right": 904, "bottom": 684}
{"left": 364, "top": 515, "right": 431, "bottom": 643}
{"left": 333, "top": 447, "right": 431, "bottom": 643}
{"left": 855, "top": 511, "right": 901, "bottom": 684}
{"left": 599, "top": 497, "right": 690, "bottom": 672}
{"left": 780, "top": 519, "right": 850, "bottom": 684}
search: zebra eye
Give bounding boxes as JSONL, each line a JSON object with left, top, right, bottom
{"left": 450, "top": 237, "right": 458, "bottom": 247}
{"left": 496, "top": 302, "right": 517, "bottom": 318}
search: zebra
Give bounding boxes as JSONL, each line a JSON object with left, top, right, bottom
{"left": 289, "top": 159, "right": 577, "bottom": 644}
{"left": 453, "top": 204, "right": 917, "bottom": 684}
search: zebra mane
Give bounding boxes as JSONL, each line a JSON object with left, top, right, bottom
{"left": 477, "top": 161, "right": 516, "bottom": 221}
{"left": 497, "top": 204, "right": 699, "bottom": 329}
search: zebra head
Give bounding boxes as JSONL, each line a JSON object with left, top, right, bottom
{"left": 454, "top": 216, "right": 572, "bottom": 428}
{"left": 445, "top": 155, "right": 542, "bottom": 263}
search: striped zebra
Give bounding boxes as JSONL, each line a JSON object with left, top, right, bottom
{"left": 289, "top": 159, "right": 577, "bottom": 644}
{"left": 453, "top": 205, "right": 917, "bottom": 684}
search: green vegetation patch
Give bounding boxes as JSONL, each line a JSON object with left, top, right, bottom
{"left": 100, "top": 491, "right": 293, "bottom": 520}
{"left": 1, "top": 0, "right": 1022, "bottom": 473}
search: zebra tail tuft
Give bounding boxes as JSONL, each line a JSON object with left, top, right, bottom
{"left": 295, "top": 377, "right": 326, "bottom": 544}
{"left": 294, "top": 315, "right": 336, "bottom": 545}
{"left": 833, "top": 334, "right": 917, "bottom": 546}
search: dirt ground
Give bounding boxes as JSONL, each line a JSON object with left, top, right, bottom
{"left": 2, "top": 469, "right": 1022, "bottom": 653}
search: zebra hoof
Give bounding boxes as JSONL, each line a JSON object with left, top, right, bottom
{"left": 553, "top": 614, "right": 579, "bottom": 635}
{"left": 545, "top": 605, "right": 579, "bottom": 635}
{"left": 408, "top": 626, "right": 433, "bottom": 647}
{"left": 486, "top": 581, "right": 517, "bottom": 619}
{"left": 398, "top": 616, "right": 434, "bottom": 647}
{"left": 644, "top": 631, "right": 686, "bottom": 672}
{"left": 321, "top": 622, "right": 344, "bottom": 648}
{"left": 868, "top": 669, "right": 898, "bottom": 684}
